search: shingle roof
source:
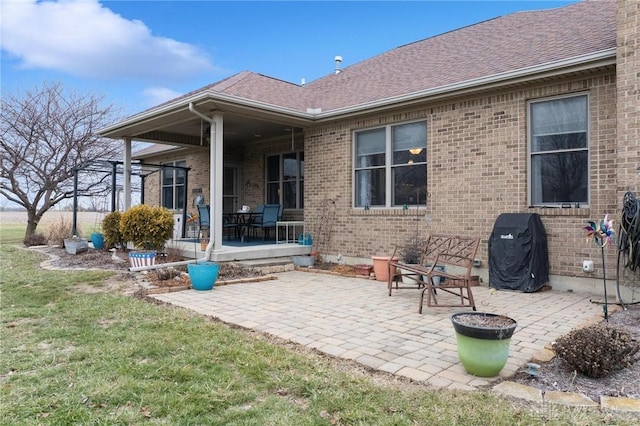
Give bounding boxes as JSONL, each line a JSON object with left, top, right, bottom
{"left": 303, "top": 0, "right": 615, "bottom": 112}
{"left": 132, "top": 0, "right": 616, "bottom": 118}
{"left": 206, "top": 71, "right": 309, "bottom": 111}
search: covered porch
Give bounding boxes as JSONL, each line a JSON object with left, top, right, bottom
{"left": 98, "top": 75, "right": 314, "bottom": 262}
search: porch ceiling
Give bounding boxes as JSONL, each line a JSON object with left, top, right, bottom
{"left": 101, "top": 97, "right": 313, "bottom": 147}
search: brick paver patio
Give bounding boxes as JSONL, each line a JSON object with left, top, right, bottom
{"left": 152, "top": 271, "right": 604, "bottom": 390}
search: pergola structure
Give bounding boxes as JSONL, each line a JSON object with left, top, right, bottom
{"left": 70, "top": 160, "right": 191, "bottom": 237}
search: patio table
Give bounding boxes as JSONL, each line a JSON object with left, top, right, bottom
{"left": 224, "top": 211, "right": 260, "bottom": 243}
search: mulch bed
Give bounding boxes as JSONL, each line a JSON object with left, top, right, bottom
{"left": 32, "top": 245, "right": 265, "bottom": 285}
{"left": 505, "top": 304, "right": 640, "bottom": 401}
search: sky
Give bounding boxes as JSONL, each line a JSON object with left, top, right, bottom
{"left": 1, "top": 0, "right": 579, "bottom": 118}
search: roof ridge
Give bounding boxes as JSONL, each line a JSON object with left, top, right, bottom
{"left": 209, "top": 71, "right": 255, "bottom": 92}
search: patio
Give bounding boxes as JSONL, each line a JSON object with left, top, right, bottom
{"left": 152, "top": 271, "right": 605, "bottom": 390}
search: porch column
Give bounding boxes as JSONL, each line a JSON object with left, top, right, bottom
{"left": 123, "top": 137, "right": 132, "bottom": 210}
{"left": 211, "top": 114, "right": 224, "bottom": 250}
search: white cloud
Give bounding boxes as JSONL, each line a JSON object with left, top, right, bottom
{"left": 0, "top": 0, "right": 216, "bottom": 81}
{"left": 141, "top": 86, "right": 184, "bottom": 107}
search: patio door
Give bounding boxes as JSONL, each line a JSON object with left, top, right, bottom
{"left": 223, "top": 165, "right": 241, "bottom": 213}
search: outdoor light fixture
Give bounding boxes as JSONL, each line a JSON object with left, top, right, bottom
{"left": 202, "top": 123, "right": 211, "bottom": 145}
{"left": 409, "top": 148, "right": 423, "bottom": 155}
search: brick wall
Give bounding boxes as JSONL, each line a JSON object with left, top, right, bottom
{"left": 136, "top": 54, "right": 631, "bottom": 288}
{"left": 305, "top": 73, "right": 619, "bottom": 281}
{"left": 616, "top": 0, "right": 640, "bottom": 201}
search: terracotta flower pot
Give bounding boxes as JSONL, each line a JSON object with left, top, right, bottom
{"left": 371, "top": 256, "right": 399, "bottom": 282}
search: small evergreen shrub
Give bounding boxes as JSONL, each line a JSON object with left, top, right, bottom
{"left": 399, "top": 236, "right": 424, "bottom": 264}
{"left": 44, "top": 216, "right": 76, "bottom": 246}
{"left": 154, "top": 267, "right": 182, "bottom": 281}
{"left": 120, "top": 205, "right": 174, "bottom": 251}
{"left": 23, "top": 232, "right": 47, "bottom": 247}
{"left": 553, "top": 323, "right": 639, "bottom": 378}
{"left": 102, "top": 211, "right": 124, "bottom": 249}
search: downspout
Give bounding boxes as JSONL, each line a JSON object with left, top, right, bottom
{"left": 130, "top": 258, "right": 197, "bottom": 272}
{"left": 188, "top": 103, "right": 217, "bottom": 261}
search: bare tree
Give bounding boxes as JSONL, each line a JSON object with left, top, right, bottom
{"left": 0, "top": 82, "right": 122, "bottom": 240}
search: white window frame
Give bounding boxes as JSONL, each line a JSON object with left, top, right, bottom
{"left": 527, "top": 93, "right": 589, "bottom": 207}
{"left": 161, "top": 160, "right": 187, "bottom": 210}
{"left": 353, "top": 120, "right": 427, "bottom": 208}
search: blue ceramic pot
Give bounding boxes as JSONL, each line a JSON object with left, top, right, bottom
{"left": 187, "top": 262, "right": 220, "bottom": 291}
{"left": 90, "top": 233, "right": 105, "bottom": 249}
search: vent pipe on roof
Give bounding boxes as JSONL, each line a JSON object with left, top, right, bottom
{"left": 334, "top": 56, "right": 342, "bottom": 74}
{"left": 301, "top": 78, "right": 306, "bottom": 86}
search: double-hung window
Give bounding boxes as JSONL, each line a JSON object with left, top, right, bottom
{"left": 161, "top": 160, "right": 186, "bottom": 210}
{"left": 529, "top": 95, "right": 588, "bottom": 206}
{"left": 354, "top": 121, "right": 427, "bottom": 207}
{"left": 266, "top": 152, "right": 304, "bottom": 209}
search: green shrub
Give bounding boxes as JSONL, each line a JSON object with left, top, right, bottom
{"left": 102, "top": 211, "right": 124, "bottom": 249}
{"left": 553, "top": 322, "right": 639, "bottom": 378}
{"left": 44, "top": 215, "right": 77, "bottom": 246}
{"left": 120, "top": 205, "right": 174, "bottom": 251}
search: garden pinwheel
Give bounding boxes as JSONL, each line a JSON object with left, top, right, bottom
{"left": 583, "top": 214, "right": 614, "bottom": 248}
{"left": 582, "top": 214, "right": 615, "bottom": 320}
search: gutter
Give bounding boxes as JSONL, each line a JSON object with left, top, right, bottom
{"left": 99, "top": 92, "right": 313, "bottom": 137}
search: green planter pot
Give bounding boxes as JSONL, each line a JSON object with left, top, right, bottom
{"left": 187, "top": 262, "right": 220, "bottom": 291}
{"left": 451, "top": 312, "right": 517, "bottom": 377}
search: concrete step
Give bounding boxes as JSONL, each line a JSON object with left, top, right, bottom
{"left": 227, "top": 257, "right": 295, "bottom": 275}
